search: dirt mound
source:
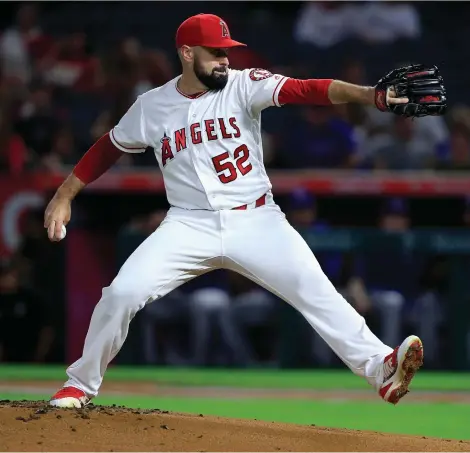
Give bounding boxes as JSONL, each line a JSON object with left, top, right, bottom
{"left": 0, "top": 400, "right": 468, "bottom": 452}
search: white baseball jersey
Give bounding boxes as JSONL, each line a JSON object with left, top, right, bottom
{"left": 63, "top": 67, "right": 396, "bottom": 400}
{"left": 109, "top": 68, "right": 288, "bottom": 210}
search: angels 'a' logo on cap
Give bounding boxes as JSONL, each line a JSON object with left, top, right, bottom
{"left": 249, "top": 68, "right": 273, "bottom": 82}
{"left": 220, "top": 20, "right": 230, "bottom": 38}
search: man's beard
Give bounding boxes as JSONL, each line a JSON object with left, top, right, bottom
{"left": 194, "top": 58, "right": 228, "bottom": 90}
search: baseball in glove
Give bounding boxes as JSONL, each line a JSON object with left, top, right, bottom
{"left": 375, "top": 64, "right": 447, "bottom": 118}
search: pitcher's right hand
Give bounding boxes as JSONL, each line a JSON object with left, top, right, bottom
{"left": 44, "top": 195, "right": 71, "bottom": 242}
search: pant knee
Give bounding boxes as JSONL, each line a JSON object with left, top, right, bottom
{"left": 101, "top": 282, "right": 149, "bottom": 315}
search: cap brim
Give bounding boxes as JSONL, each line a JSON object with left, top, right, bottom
{"left": 205, "top": 39, "right": 246, "bottom": 48}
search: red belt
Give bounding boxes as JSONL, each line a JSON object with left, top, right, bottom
{"left": 232, "top": 194, "right": 267, "bottom": 210}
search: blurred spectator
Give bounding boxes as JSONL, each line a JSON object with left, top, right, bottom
{"left": 379, "top": 197, "right": 411, "bottom": 232}
{"left": 141, "top": 48, "right": 175, "bottom": 89}
{"left": 16, "top": 83, "right": 60, "bottom": 157}
{"left": 39, "top": 126, "right": 79, "bottom": 171}
{"left": 335, "top": 59, "right": 374, "bottom": 162}
{"left": 280, "top": 105, "right": 358, "bottom": 169}
{"left": 369, "top": 116, "right": 434, "bottom": 170}
{"left": 409, "top": 255, "right": 449, "bottom": 368}
{"left": 190, "top": 287, "right": 231, "bottom": 366}
{"left": 294, "top": 2, "right": 354, "bottom": 48}
{"left": 435, "top": 123, "right": 470, "bottom": 171}
{"left": 363, "top": 113, "right": 449, "bottom": 170}
{"left": 338, "top": 59, "right": 377, "bottom": 128}
{"left": 217, "top": 273, "right": 278, "bottom": 367}
{"left": 0, "top": 258, "right": 54, "bottom": 362}
{"left": 337, "top": 253, "right": 373, "bottom": 317}
{"left": 102, "top": 38, "right": 174, "bottom": 100}
{"left": 91, "top": 95, "right": 136, "bottom": 142}
{"left": 358, "top": 197, "right": 416, "bottom": 346}
{"left": 449, "top": 105, "right": 470, "bottom": 132}
{"left": 349, "top": 1, "right": 421, "bottom": 45}
{"left": 364, "top": 112, "right": 449, "bottom": 169}
{"left": 0, "top": 4, "right": 53, "bottom": 85}
{"left": 338, "top": 58, "right": 397, "bottom": 139}
{"left": 142, "top": 288, "right": 190, "bottom": 365}
{"left": 101, "top": 37, "right": 145, "bottom": 100}
{"left": 284, "top": 188, "right": 358, "bottom": 288}
{"left": 285, "top": 188, "right": 318, "bottom": 229}
{"left": 91, "top": 94, "right": 144, "bottom": 168}
{"left": 39, "top": 31, "right": 101, "bottom": 93}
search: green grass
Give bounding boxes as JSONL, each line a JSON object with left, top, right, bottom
{"left": 1, "top": 366, "right": 469, "bottom": 441}
{"left": 1, "top": 392, "right": 469, "bottom": 441}
{"left": 0, "top": 364, "right": 470, "bottom": 391}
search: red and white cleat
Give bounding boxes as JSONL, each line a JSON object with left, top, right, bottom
{"left": 378, "top": 335, "right": 424, "bottom": 405}
{"left": 49, "top": 386, "right": 90, "bottom": 408}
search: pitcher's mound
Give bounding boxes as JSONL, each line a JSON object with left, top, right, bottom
{"left": 0, "top": 400, "right": 467, "bottom": 452}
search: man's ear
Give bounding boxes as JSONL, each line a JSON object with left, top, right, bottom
{"left": 179, "top": 45, "right": 194, "bottom": 63}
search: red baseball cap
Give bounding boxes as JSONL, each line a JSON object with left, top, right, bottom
{"left": 176, "top": 14, "right": 246, "bottom": 49}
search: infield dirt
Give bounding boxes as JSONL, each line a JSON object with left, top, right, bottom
{"left": 1, "top": 400, "right": 469, "bottom": 452}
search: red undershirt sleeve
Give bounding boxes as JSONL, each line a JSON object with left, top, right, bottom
{"left": 73, "top": 132, "right": 123, "bottom": 184}
{"left": 278, "top": 78, "right": 333, "bottom": 106}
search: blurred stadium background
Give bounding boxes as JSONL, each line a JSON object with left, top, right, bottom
{"left": 0, "top": 0, "right": 470, "bottom": 441}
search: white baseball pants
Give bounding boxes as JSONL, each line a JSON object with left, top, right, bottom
{"left": 65, "top": 198, "right": 392, "bottom": 396}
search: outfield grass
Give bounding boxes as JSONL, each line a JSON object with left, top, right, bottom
{"left": 0, "top": 391, "right": 468, "bottom": 441}
{"left": 0, "top": 364, "right": 469, "bottom": 391}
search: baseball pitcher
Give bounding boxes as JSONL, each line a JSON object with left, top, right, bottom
{"left": 44, "top": 14, "right": 447, "bottom": 408}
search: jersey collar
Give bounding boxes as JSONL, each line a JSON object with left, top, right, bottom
{"left": 175, "top": 77, "right": 209, "bottom": 99}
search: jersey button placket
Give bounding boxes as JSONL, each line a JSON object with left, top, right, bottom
{"left": 188, "top": 105, "right": 214, "bottom": 208}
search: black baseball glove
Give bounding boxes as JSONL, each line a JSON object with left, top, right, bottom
{"left": 375, "top": 64, "right": 447, "bottom": 118}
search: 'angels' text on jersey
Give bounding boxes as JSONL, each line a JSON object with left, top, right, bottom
{"left": 109, "top": 68, "right": 287, "bottom": 210}
{"left": 159, "top": 116, "right": 241, "bottom": 167}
